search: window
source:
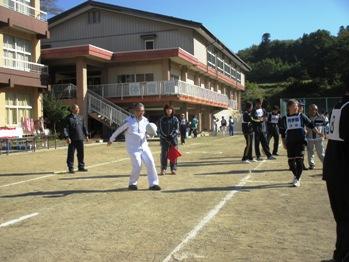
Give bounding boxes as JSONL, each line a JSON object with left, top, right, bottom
{"left": 145, "top": 40, "right": 154, "bottom": 50}
{"left": 88, "top": 10, "right": 101, "bottom": 24}
{"left": 5, "top": 92, "right": 33, "bottom": 126}
{"left": 117, "top": 73, "right": 154, "bottom": 83}
{"left": 3, "top": 35, "right": 32, "bottom": 71}
{"left": 224, "top": 62, "right": 231, "bottom": 77}
{"left": 170, "top": 74, "right": 179, "bottom": 81}
{"left": 207, "top": 50, "right": 216, "bottom": 68}
{"left": 216, "top": 57, "right": 224, "bottom": 74}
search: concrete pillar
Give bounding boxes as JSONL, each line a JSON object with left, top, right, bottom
{"left": 162, "top": 59, "right": 171, "bottom": 80}
{"left": 198, "top": 111, "right": 202, "bottom": 132}
{"left": 32, "top": 88, "right": 43, "bottom": 120}
{"left": 194, "top": 74, "right": 200, "bottom": 86}
{"left": 76, "top": 58, "right": 88, "bottom": 123}
{"left": 180, "top": 66, "right": 187, "bottom": 82}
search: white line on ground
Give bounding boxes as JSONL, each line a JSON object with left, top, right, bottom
{"left": 0, "top": 158, "right": 130, "bottom": 188}
{"left": 0, "top": 175, "right": 54, "bottom": 188}
{"left": 162, "top": 160, "right": 265, "bottom": 262}
{"left": 0, "top": 213, "right": 39, "bottom": 228}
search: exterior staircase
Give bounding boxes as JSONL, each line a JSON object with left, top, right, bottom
{"left": 51, "top": 84, "right": 131, "bottom": 127}
{"left": 87, "top": 89, "right": 130, "bottom": 127}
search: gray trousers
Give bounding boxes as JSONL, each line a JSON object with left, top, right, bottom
{"left": 307, "top": 139, "right": 324, "bottom": 167}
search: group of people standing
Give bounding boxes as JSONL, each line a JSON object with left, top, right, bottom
{"left": 241, "top": 98, "right": 278, "bottom": 163}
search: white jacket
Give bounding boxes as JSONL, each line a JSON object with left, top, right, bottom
{"left": 109, "top": 116, "right": 150, "bottom": 153}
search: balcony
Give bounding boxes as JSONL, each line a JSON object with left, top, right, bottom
{"left": 0, "top": 0, "right": 48, "bottom": 38}
{"left": 2, "top": 57, "right": 48, "bottom": 74}
{"left": 89, "top": 80, "right": 230, "bottom": 108}
{"left": 1, "top": 0, "right": 47, "bottom": 21}
{"left": 0, "top": 57, "right": 48, "bottom": 88}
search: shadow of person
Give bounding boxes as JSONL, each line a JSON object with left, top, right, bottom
{"left": 162, "top": 182, "right": 293, "bottom": 193}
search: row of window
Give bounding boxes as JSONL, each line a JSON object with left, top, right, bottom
{"left": 3, "top": 34, "right": 32, "bottom": 71}
{"left": 116, "top": 73, "right": 154, "bottom": 83}
{"left": 207, "top": 50, "right": 242, "bottom": 82}
{"left": 5, "top": 92, "right": 33, "bottom": 126}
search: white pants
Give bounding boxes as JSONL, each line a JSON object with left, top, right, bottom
{"left": 307, "top": 139, "right": 324, "bottom": 167}
{"left": 128, "top": 147, "right": 159, "bottom": 187}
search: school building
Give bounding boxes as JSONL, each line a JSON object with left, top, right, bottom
{"left": 0, "top": 0, "right": 49, "bottom": 128}
{"left": 42, "top": 1, "right": 250, "bottom": 135}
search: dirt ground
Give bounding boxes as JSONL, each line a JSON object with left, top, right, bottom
{"left": 0, "top": 136, "right": 335, "bottom": 262}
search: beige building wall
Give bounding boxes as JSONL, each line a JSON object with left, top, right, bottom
{"left": 193, "top": 35, "right": 207, "bottom": 65}
{"left": 107, "top": 61, "right": 163, "bottom": 82}
{"left": 0, "top": 32, "right": 3, "bottom": 67}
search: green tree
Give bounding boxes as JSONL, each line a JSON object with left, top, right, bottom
{"left": 242, "top": 81, "right": 265, "bottom": 104}
{"left": 43, "top": 94, "right": 69, "bottom": 135}
{"left": 40, "top": 0, "right": 63, "bottom": 16}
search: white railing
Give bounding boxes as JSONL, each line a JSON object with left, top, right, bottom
{"left": 87, "top": 90, "right": 130, "bottom": 126}
{"left": 89, "top": 80, "right": 230, "bottom": 106}
{"left": 51, "top": 84, "right": 77, "bottom": 99}
{"left": 2, "top": 57, "right": 48, "bottom": 74}
{"left": 228, "top": 99, "right": 238, "bottom": 110}
{"left": 1, "top": 0, "right": 47, "bottom": 21}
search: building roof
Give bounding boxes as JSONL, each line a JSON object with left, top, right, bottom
{"left": 48, "top": 0, "right": 251, "bottom": 71}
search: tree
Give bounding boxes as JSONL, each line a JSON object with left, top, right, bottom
{"left": 43, "top": 94, "right": 70, "bottom": 135}
{"left": 261, "top": 33, "right": 271, "bottom": 45}
{"left": 41, "top": 0, "right": 63, "bottom": 16}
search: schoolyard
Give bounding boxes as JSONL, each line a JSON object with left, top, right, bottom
{"left": 0, "top": 135, "right": 334, "bottom": 261}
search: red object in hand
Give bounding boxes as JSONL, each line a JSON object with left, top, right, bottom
{"left": 167, "top": 146, "right": 182, "bottom": 163}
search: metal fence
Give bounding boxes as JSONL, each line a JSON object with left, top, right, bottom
{"left": 280, "top": 97, "right": 342, "bottom": 116}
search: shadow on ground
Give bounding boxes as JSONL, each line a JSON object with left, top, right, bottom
{"left": 162, "top": 183, "right": 293, "bottom": 193}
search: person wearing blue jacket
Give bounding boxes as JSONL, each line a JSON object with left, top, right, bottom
{"left": 158, "top": 104, "right": 179, "bottom": 175}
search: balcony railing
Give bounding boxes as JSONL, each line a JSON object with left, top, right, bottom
{"left": 2, "top": 57, "right": 48, "bottom": 75}
{"left": 89, "top": 80, "right": 230, "bottom": 106}
{"left": 1, "top": 0, "right": 47, "bottom": 21}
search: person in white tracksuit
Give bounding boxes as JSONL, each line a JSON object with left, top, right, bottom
{"left": 107, "top": 103, "right": 161, "bottom": 191}
{"left": 306, "top": 104, "right": 328, "bottom": 169}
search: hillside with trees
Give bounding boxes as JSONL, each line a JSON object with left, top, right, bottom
{"left": 238, "top": 26, "right": 349, "bottom": 106}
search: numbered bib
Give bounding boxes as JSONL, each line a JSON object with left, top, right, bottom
{"left": 256, "top": 109, "right": 264, "bottom": 118}
{"left": 328, "top": 101, "right": 349, "bottom": 141}
{"left": 271, "top": 115, "right": 279, "bottom": 124}
{"left": 286, "top": 115, "right": 302, "bottom": 131}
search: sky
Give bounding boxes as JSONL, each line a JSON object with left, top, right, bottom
{"left": 54, "top": 0, "right": 349, "bottom": 52}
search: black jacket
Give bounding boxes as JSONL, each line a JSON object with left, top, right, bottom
{"left": 63, "top": 114, "right": 88, "bottom": 141}
{"left": 158, "top": 115, "right": 179, "bottom": 145}
{"left": 323, "top": 94, "right": 349, "bottom": 181}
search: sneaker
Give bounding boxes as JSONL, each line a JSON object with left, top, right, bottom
{"left": 309, "top": 165, "right": 315, "bottom": 170}
{"left": 78, "top": 168, "right": 88, "bottom": 172}
{"left": 128, "top": 185, "right": 138, "bottom": 190}
{"left": 171, "top": 170, "right": 176, "bottom": 175}
{"left": 68, "top": 168, "right": 75, "bottom": 174}
{"left": 293, "top": 178, "right": 301, "bottom": 187}
{"left": 256, "top": 157, "right": 263, "bottom": 161}
{"left": 267, "top": 156, "right": 276, "bottom": 160}
{"left": 251, "top": 159, "right": 258, "bottom": 162}
{"left": 242, "top": 159, "right": 251, "bottom": 163}
{"left": 159, "top": 170, "right": 166, "bottom": 176}
{"left": 291, "top": 176, "right": 297, "bottom": 184}
{"left": 149, "top": 185, "right": 161, "bottom": 190}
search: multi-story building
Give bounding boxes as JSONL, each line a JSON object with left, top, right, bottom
{"left": 0, "top": 0, "right": 49, "bottom": 128}
{"left": 42, "top": 1, "right": 250, "bottom": 134}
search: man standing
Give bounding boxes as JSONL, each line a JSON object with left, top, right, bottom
{"left": 241, "top": 102, "right": 254, "bottom": 163}
{"left": 189, "top": 115, "right": 199, "bottom": 138}
{"left": 64, "top": 104, "right": 89, "bottom": 174}
{"left": 251, "top": 99, "right": 275, "bottom": 161}
{"left": 108, "top": 103, "right": 160, "bottom": 190}
{"left": 306, "top": 104, "right": 327, "bottom": 169}
{"left": 267, "top": 105, "right": 280, "bottom": 156}
{"left": 228, "top": 116, "right": 234, "bottom": 136}
{"left": 220, "top": 116, "right": 227, "bottom": 136}
{"left": 323, "top": 78, "right": 349, "bottom": 262}
{"left": 179, "top": 113, "right": 188, "bottom": 145}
